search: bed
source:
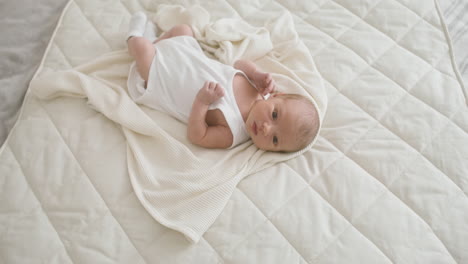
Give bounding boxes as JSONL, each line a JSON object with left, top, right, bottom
{"left": 1, "top": 0, "right": 467, "bottom": 263}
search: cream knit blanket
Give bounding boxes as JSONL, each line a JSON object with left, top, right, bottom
{"left": 31, "top": 5, "right": 327, "bottom": 243}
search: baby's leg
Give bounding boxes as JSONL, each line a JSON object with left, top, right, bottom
{"left": 128, "top": 37, "right": 155, "bottom": 82}
{"left": 153, "top": 24, "right": 193, "bottom": 44}
{"left": 127, "top": 22, "right": 193, "bottom": 83}
{"left": 127, "top": 12, "right": 156, "bottom": 82}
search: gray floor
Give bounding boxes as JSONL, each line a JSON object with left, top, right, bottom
{"left": 440, "top": 0, "right": 468, "bottom": 87}
{"left": 0, "top": 0, "right": 69, "bottom": 145}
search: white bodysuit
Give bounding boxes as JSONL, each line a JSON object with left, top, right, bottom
{"left": 127, "top": 36, "right": 249, "bottom": 148}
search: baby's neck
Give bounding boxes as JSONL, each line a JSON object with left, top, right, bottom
{"left": 233, "top": 74, "right": 262, "bottom": 122}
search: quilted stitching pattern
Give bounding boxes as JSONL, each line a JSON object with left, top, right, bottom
{"left": 1, "top": 0, "right": 466, "bottom": 263}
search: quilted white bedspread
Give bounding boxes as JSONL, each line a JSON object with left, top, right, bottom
{"left": 1, "top": 0, "right": 467, "bottom": 263}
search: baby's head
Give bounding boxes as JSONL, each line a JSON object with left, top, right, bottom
{"left": 246, "top": 93, "right": 320, "bottom": 152}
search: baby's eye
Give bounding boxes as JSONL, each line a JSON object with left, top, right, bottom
{"left": 273, "top": 136, "right": 278, "bottom": 145}
{"left": 272, "top": 110, "right": 278, "bottom": 120}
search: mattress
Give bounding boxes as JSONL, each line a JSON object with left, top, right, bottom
{"left": 1, "top": 0, "right": 467, "bottom": 263}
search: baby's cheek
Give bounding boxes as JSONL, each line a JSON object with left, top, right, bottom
{"left": 251, "top": 138, "right": 266, "bottom": 150}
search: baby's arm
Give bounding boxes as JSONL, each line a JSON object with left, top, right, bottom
{"left": 188, "top": 81, "right": 233, "bottom": 148}
{"left": 234, "top": 60, "right": 275, "bottom": 96}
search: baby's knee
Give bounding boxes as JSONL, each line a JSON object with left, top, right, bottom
{"left": 128, "top": 37, "right": 153, "bottom": 55}
{"left": 128, "top": 37, "right": 152, "bottom": 51}
{"left": 172, "top": 24, "right": 193, "bottom": 37}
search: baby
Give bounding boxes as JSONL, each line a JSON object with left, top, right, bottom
{"left": 126, "top": 12, "right": 319, "bottom": 152}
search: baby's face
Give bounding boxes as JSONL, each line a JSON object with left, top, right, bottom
{"left": 246, "top": 96, "right": 302, "bottom": 152}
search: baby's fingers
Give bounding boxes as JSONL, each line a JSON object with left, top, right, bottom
{"left": 264, "top": 79, "right": 275, "bottom": 95}
{"left": 203, "top": 81, "right": 212, "bottom": 90}
{"left": 207, "top": 81, "right": 217, "bottom": 90}
{"left": 214, "top": 83, "right": 225, "bottom": 97}
{"left": 264, "top": 73, "right": 272, "bottom": 86}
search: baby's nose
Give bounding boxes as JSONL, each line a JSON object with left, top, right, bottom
{"left": 261, "top": 122, "right": 271, "bottom": 136}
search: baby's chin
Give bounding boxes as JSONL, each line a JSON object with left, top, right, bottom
{"left": 250, "top": 139, "right": 263, "bottom": 150}
{"left": 251, "top": 140, "right": 273, "bottom": 152}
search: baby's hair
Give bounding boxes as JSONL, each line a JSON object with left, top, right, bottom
{"left": 274, "top": 93, "right": 320, "bottom": 152}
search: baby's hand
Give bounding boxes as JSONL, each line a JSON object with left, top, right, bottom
{"left": 197, "top": 81, "right": 225, "bottom": 105}
{"left": 252, "top": 71, "right": 275, "bottom": 96}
